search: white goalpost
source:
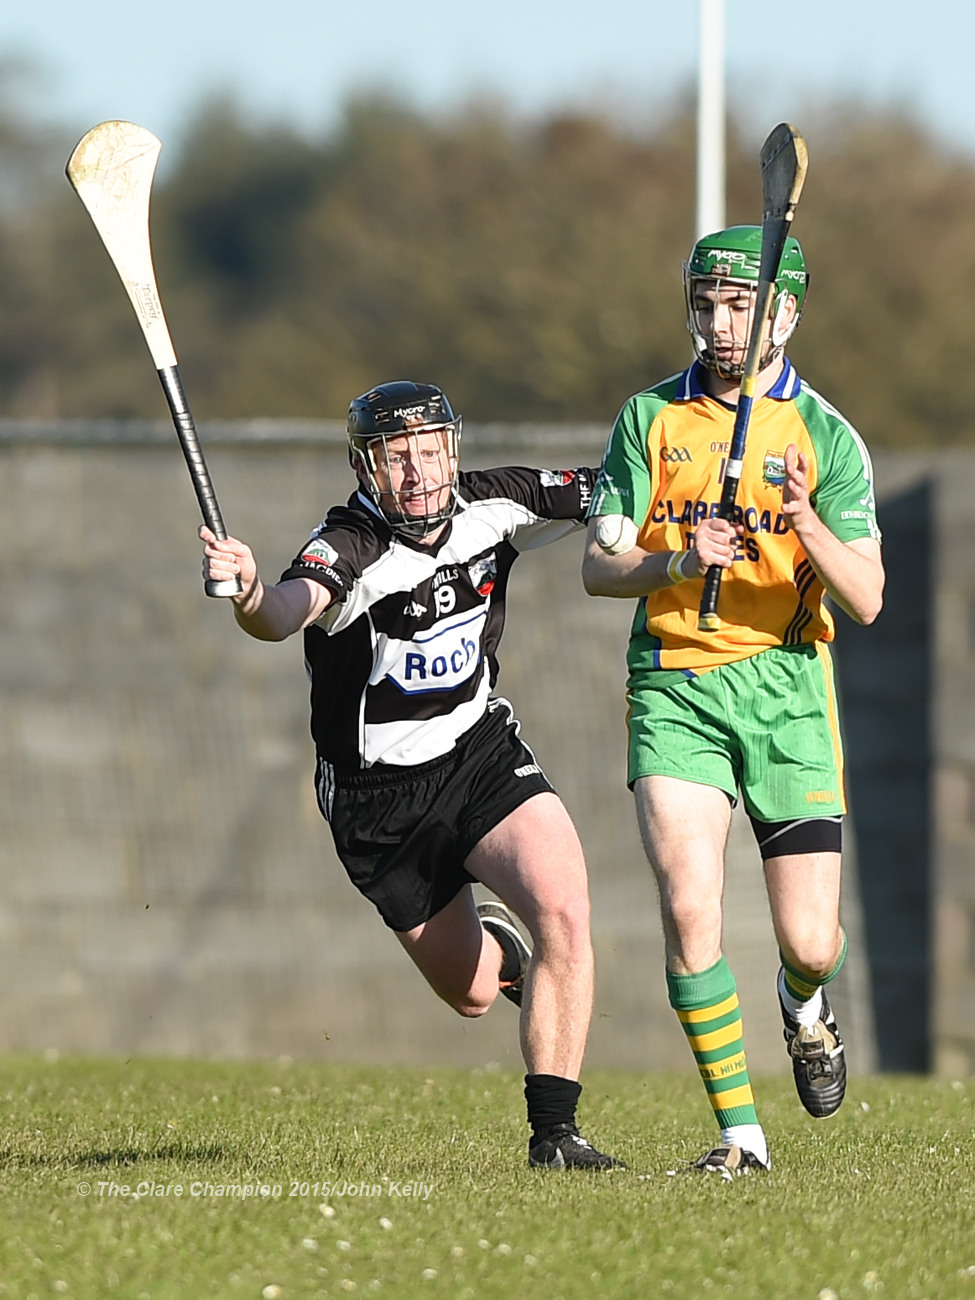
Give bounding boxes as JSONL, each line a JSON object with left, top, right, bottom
{"left": 696, "top": 0, "right": 726, "bottom": 239}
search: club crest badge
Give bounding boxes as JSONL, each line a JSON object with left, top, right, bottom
{"left": 763, "top": 452, "right": 786, "bottom": 487}
{"left": 539, "top": 469, "right": 575, "bottom": 488}
{"left": 468, "top": 553, "right": 498, "bottom": 597}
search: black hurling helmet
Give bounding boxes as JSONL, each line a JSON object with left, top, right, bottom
{"left": 347, "top": 380, "right": 462, "bottom": 539}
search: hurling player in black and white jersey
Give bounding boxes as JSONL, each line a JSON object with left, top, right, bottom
{"left": 200, "top": 380, "right": 623, "bottom": 1170}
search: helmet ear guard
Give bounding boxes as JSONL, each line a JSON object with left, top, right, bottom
{"left": 769, "top": 288, "right": 800, "bottom": 348}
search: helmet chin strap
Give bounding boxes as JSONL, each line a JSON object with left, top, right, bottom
{"left": 694, "top": 299, "right": 796, "bottom": 380}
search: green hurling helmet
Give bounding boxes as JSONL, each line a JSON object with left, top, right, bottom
{"left": 682, "top": 224, "right": 809, "bottom": 378}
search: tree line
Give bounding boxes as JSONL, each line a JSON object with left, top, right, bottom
{"left": 3, "top": 64, "right": 975, "bottom": 448}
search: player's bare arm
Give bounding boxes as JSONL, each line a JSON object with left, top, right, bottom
{"left": 781, "top": 445, "right": 885, "bottom": 625}
{"left": 582, "top": 515, "right": 741, "bottom": 598}
{"left": 200, "top": 525, "right": 333, "bottom": 640}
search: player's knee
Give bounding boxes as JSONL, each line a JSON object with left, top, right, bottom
{"left": 790, "top": 942, "right": 842, "bottom": 984}
{"left": 782, "top": 926, "right": 844, "bottom": 983}
{"left": 534, "top": 886, "right": 591, "bottom": 953}
{"left": 665, "top": 892, "right": 722, "bottom": 945}
{"left": 441, "top": 985, "right": 493, "bottom": 1018}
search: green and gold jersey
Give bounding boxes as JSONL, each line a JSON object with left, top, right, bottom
{"left": 590, "top": 360, "right": 880, "bottom": 680}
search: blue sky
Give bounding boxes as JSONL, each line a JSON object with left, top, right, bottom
{"left": 2, "top": 1, "right": 969, "bottom": 160}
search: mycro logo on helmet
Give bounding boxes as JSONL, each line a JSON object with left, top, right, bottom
{"left": 393, "top": 404, "right": 429, "bottom": 420}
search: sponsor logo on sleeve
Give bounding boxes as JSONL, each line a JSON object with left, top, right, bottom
{"left": 301, "top": 538, "right": 340, "bottom": 568}
{"left": 299, "top": 537, "right": 344, "bottom": 586}
{"left": 591, "top": 468, "right": 632, "bottom": 516}
{"left": 539, "top": 469, "right": 575, "bottom": 488}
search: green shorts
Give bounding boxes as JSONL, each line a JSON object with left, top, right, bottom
{"left": 626, "top": 643, "right": 846, "bottom": 822}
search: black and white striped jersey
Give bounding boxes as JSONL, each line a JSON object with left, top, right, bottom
{"left": 280, "top": 465, "right": 595, "bottom": 772}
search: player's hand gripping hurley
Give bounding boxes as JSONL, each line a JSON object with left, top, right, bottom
{"left": 66, "top": 120, "right": 241, "bottom": 598}
{"left": 697, "top": 122, "right": 807, "bottom": 631}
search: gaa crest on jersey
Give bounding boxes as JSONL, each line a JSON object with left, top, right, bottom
{"left": 539, "top": 469, "right": 575, "bottom": 488}
{"left": 661, "top": 446, "right": 693, "bottom": 464}
{"left": 763, "top": 452, "right": 786, "bottom": 487}
{"left": 468, "top": 553, "right": 498, "bottom": 597}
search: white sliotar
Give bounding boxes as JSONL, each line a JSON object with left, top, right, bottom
{"left": 594, "top": 515, "right": 638, "bottom": 555}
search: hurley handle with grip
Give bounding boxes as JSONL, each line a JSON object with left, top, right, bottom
{"left": 697, "top": 122, "right": 808, "bottom": 632}
{"left": 66, "top": 120, "right": 241, "bottom": 598}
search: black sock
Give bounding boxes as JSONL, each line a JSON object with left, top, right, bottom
{"left": 524, "top": 1073, "right": 582, "bottom": 1138}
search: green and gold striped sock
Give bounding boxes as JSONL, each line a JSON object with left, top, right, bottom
{"left": 781, "top": 928, "right": 848, "bottom": 1001}
{"left": 667, "top": 956, "right": 760, "bottom": 1133}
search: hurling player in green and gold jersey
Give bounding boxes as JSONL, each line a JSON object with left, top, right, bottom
{"left": 582, "top": 225, "right": 884, "bottom": 1174}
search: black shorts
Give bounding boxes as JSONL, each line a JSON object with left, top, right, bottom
{"left": 314, "top": 698, "right": 556, "bottom": 932}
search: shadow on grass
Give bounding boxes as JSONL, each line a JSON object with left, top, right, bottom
{"left": 0, "top": 1142, "right": 230, "bottom": 1169}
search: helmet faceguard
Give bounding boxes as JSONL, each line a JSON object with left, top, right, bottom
{"left": 347, "top": 380, "right": 461, "bottom": 540}
{"left": 682, "top": 225, "right": 808, "bottom": 380}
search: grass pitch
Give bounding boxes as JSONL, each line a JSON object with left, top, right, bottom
{"left": 0, "top": 1056, "right": 973, "bottom": 1299}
